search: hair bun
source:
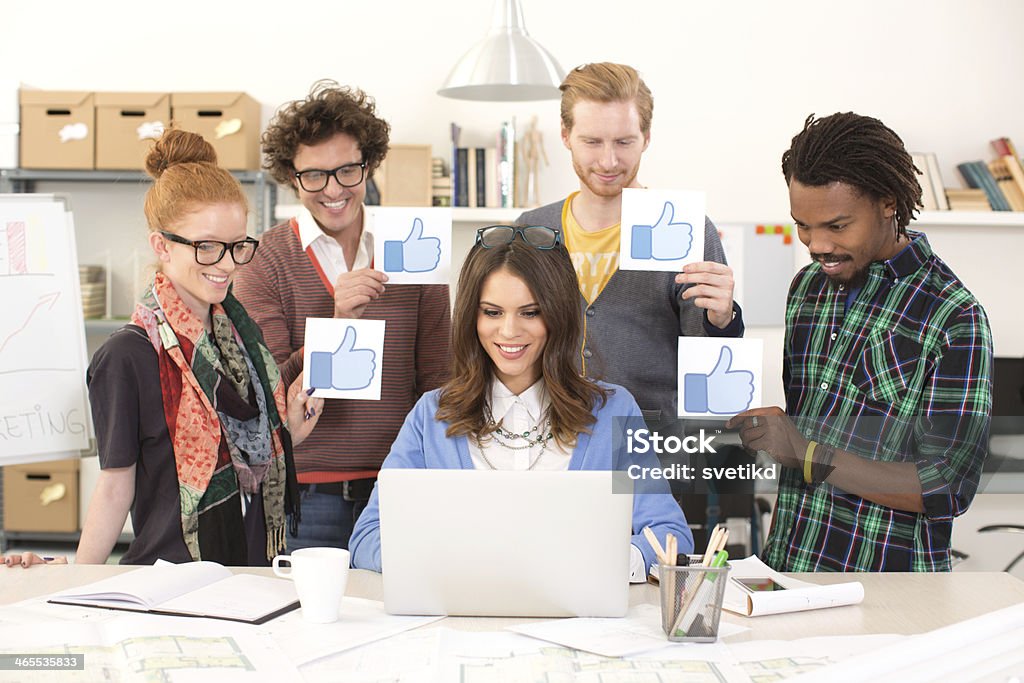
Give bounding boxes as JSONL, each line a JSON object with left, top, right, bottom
{"left": 144, "top": 129, "right": 218, "bottom": 179}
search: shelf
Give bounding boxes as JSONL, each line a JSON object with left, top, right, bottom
{"left": 0, "top": 168, "right": 267, "bottom": 183}
{"left": 275, "top": 203, "right": 526, "bottom": 224}
{"left": 913, "top": 210, "right": 1024, "bottom": 228}
{"left": 0, "top": 168, "right": 277, "bottom": 233}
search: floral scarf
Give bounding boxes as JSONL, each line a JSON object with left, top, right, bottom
{"left": 132, "top": 272, "right": 295, "bottom": 562}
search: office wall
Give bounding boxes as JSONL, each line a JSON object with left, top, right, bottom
{"left": 7, "top": 0, "right": 1024, "bottom": 214}
{"left": 5, "top": 0, "right": 1023, "bottom": 406}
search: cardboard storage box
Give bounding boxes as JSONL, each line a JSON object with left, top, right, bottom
{"left": 171, "top": 92, "right": 261, "bottom": 170}
{"left": 95, "top": 92, "right": 170, "bottom": 170}
{"left": 2, "top": 458, "right": 80, "bottom": 532}
{"left": 378, "top": 144, "right": 433, "bottom": 206}
{"left": 19, "top": 90, "right": 94, "bottom": 169}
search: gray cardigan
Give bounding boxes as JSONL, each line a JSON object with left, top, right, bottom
{"left": 517, "top": 199, "right": 743, "bottom": 426}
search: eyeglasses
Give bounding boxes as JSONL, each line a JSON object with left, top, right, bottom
{"left": 159, "top": 231, "right": 260, "bottom": 266}
{"left": 475, "top": 225, "right": 562, "bottom": 249}
{"left": 294, "top": 162, "right": 367, "bottom": 192}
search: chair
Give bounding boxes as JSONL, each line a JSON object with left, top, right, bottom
{"left": 977, "top": 525, "right": 1024, "bottom": 572}
{"left": 672, "top": 445, "right": 769, "bottom": 558}
{"left": 968, "top": 357, "right": 1024, "bottom": 572}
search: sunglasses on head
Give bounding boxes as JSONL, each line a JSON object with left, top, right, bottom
{"left": 474, "top": 225, "right": 562, "bottom": 249}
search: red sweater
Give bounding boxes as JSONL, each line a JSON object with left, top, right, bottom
{"left": 233, "top": 220, "right": 451, "bottom": 476}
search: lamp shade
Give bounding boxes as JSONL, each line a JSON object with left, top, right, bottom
{"left": 437, "top": 0, "right": 565, "bottom": 102}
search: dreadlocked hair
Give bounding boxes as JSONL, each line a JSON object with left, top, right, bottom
{"left": 781, "top": 112, "right": 922, "bottom": 239}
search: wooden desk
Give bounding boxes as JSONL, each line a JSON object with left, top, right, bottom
{"left": 3, "top": 565, "right": 1024, "bottom": 642}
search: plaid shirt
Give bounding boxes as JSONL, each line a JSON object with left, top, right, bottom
{"left": 764, "top": 231, "right": 992, "bottom": 571}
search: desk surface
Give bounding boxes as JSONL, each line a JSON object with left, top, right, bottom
{"left": 3, "top": 565, "right": 1024, "bottom": 641}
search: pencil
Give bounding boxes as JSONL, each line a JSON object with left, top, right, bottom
{"left": 702, "top": 525, "right": 722, "bottom": 566}
{"left": 643, "top": 526, "right": 667, "bottom": 565}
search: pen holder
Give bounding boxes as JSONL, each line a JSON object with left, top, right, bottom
{"left": 659, "top": 564, "right": 731, "bottom": 642}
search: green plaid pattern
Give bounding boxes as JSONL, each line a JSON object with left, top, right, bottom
{"left": 764, "top": 232, "right": 992, "bottom": 571}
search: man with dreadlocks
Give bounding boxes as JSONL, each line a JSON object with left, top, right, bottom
{"left": 728, "top": 112, "right": 992, "bottom": 572}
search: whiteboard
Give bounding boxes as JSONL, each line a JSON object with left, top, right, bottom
{"left": 717, "top": 222, "right": 796, "bottom": 327}
{"left": 0, "top": 194, "right": 91, "bottom": 465}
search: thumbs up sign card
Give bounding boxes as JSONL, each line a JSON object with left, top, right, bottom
{"left": 303, "top": 318, "right": 387, "bottom": 400}
{"left": 369, "top": 207, "right": 452, "bottom": 284}
{"left": 677, "top": 337, "right": 763, "bottom": 418}
{"left": 619, "top": 188, "right": 706, "bottom": 272}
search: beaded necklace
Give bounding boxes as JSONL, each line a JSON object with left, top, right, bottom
{"left": 476, "top": 407, "right": 554, "bottom": 470}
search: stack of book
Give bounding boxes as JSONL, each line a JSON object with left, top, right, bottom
{"left": 954, "top": 137, "right": 1024, "bottom": 212}
{"left": 945, "top": 189, "right": 992, "bottom": 211}
{"left": 431, "top": 157, "right": 451, "bottom": 207}
{"left": 79, "top": 264, "right": 105, "bottom": 319}
{"left": 449, "top": 120, "right": 516, "bottom": 209}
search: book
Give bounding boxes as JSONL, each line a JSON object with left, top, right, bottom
{"left": 988, "top": 159, "right": 1024, "bottom": 211}
{"left": 945, "top": 188, "right": 992, "bottom": 211}
{"left": 498, "top": 120, "right": 516, "bottom": 209}
{"left": 723, "top": 555, "right": 864, "bottom": 617}
{"left": 455, "top": 147, "right": 469, "bottom": 207}
{"left": 450, "top": 123, "right": 462, "bottom": 208}
{"left": 925, "top": 153, "right": 949, "bottom": 210}
{"left": 991, "top": 136, "right": 1019, "bottom": 160}
{"left": 999, "top": 154, "right": 1024, "bottom": 208}
{"left": 484, "top": 147, "right": 499, "bottom": 208}
{"left": 465, "top": 147, "right": 477, "bottom": 208}
{"left": 957, "top": 161, "right": 1011, "bottom": 211}
{"left": 475, "top": 147, "right": 487, "bottom": 208}
{"left": 912, "top": 153, "right": 937, "bottom": 211}
{"left": 48, "top": 561, "right": 300, "bottom": 624}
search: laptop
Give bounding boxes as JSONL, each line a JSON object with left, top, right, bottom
{"left": 377, "top": 469, "right": 634, "bottom": 617}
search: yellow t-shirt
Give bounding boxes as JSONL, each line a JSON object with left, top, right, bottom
{"left": 562, "top": 193, "right": 620, "bottom": 304}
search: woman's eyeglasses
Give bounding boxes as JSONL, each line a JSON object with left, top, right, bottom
{"left": 159, "top": 231, "right": 260, "bottom": 266}
{"left": 475, "top": 225, "right": 562, "bottom": 250}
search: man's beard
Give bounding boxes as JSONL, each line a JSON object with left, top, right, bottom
{"left": 573, "top": 158, "right": 641, "bottom": 198}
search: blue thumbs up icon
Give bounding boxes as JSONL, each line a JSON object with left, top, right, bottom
{"left": 630, "top": 201, "right": 693, "bottom": 261}
{"left": 309, "top": 326, "right": 377, "bottom": 391}
{"left": 383, "top": 218, "right": 441, "bottom": 273}
{"left": 684, "top": 346, "right": 754, "bottom": 414}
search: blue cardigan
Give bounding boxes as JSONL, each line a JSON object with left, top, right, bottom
{"left": 350, "top": 382, "right": 693, "bottom": 572}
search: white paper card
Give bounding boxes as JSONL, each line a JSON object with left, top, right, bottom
{"left": 369, "top": 206, "right": 452, "bottom": 284}
{"left": 619, "top": 188, "right": 706, "bottom": 272}
{"left": 303, "top": 317, "right": 386, "bottom": 400}
{"left": 677, "top": 337, "right": 763, "bottom": 418}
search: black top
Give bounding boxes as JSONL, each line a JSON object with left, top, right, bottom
{"left": 87, "top": 325, "right": 267, "bottom": 566}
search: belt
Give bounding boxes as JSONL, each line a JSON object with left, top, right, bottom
{"left": 298, "top": 482, "right": 345, "bottom": 496}
{"left": 298, "top": 478, "right": 377, "bottom": 500}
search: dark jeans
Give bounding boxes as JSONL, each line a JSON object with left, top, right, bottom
{"left": 287, "top": 485, "right": 369, "bottom": 553}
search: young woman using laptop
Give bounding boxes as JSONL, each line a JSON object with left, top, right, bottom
{"left": 350, "top": 226, "right": 692, "bottom": 578}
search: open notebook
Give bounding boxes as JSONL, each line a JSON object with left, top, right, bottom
{"left": 48, "top": 561, "right": 299, "bottom": 624}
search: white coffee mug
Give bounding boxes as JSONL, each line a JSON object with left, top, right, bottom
{"left": 272, "top": 547, "right": 350, "bottom": 623}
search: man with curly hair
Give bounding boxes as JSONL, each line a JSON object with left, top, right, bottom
{"left": 234, "top": 81, "right": 451, "bottom": 551}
